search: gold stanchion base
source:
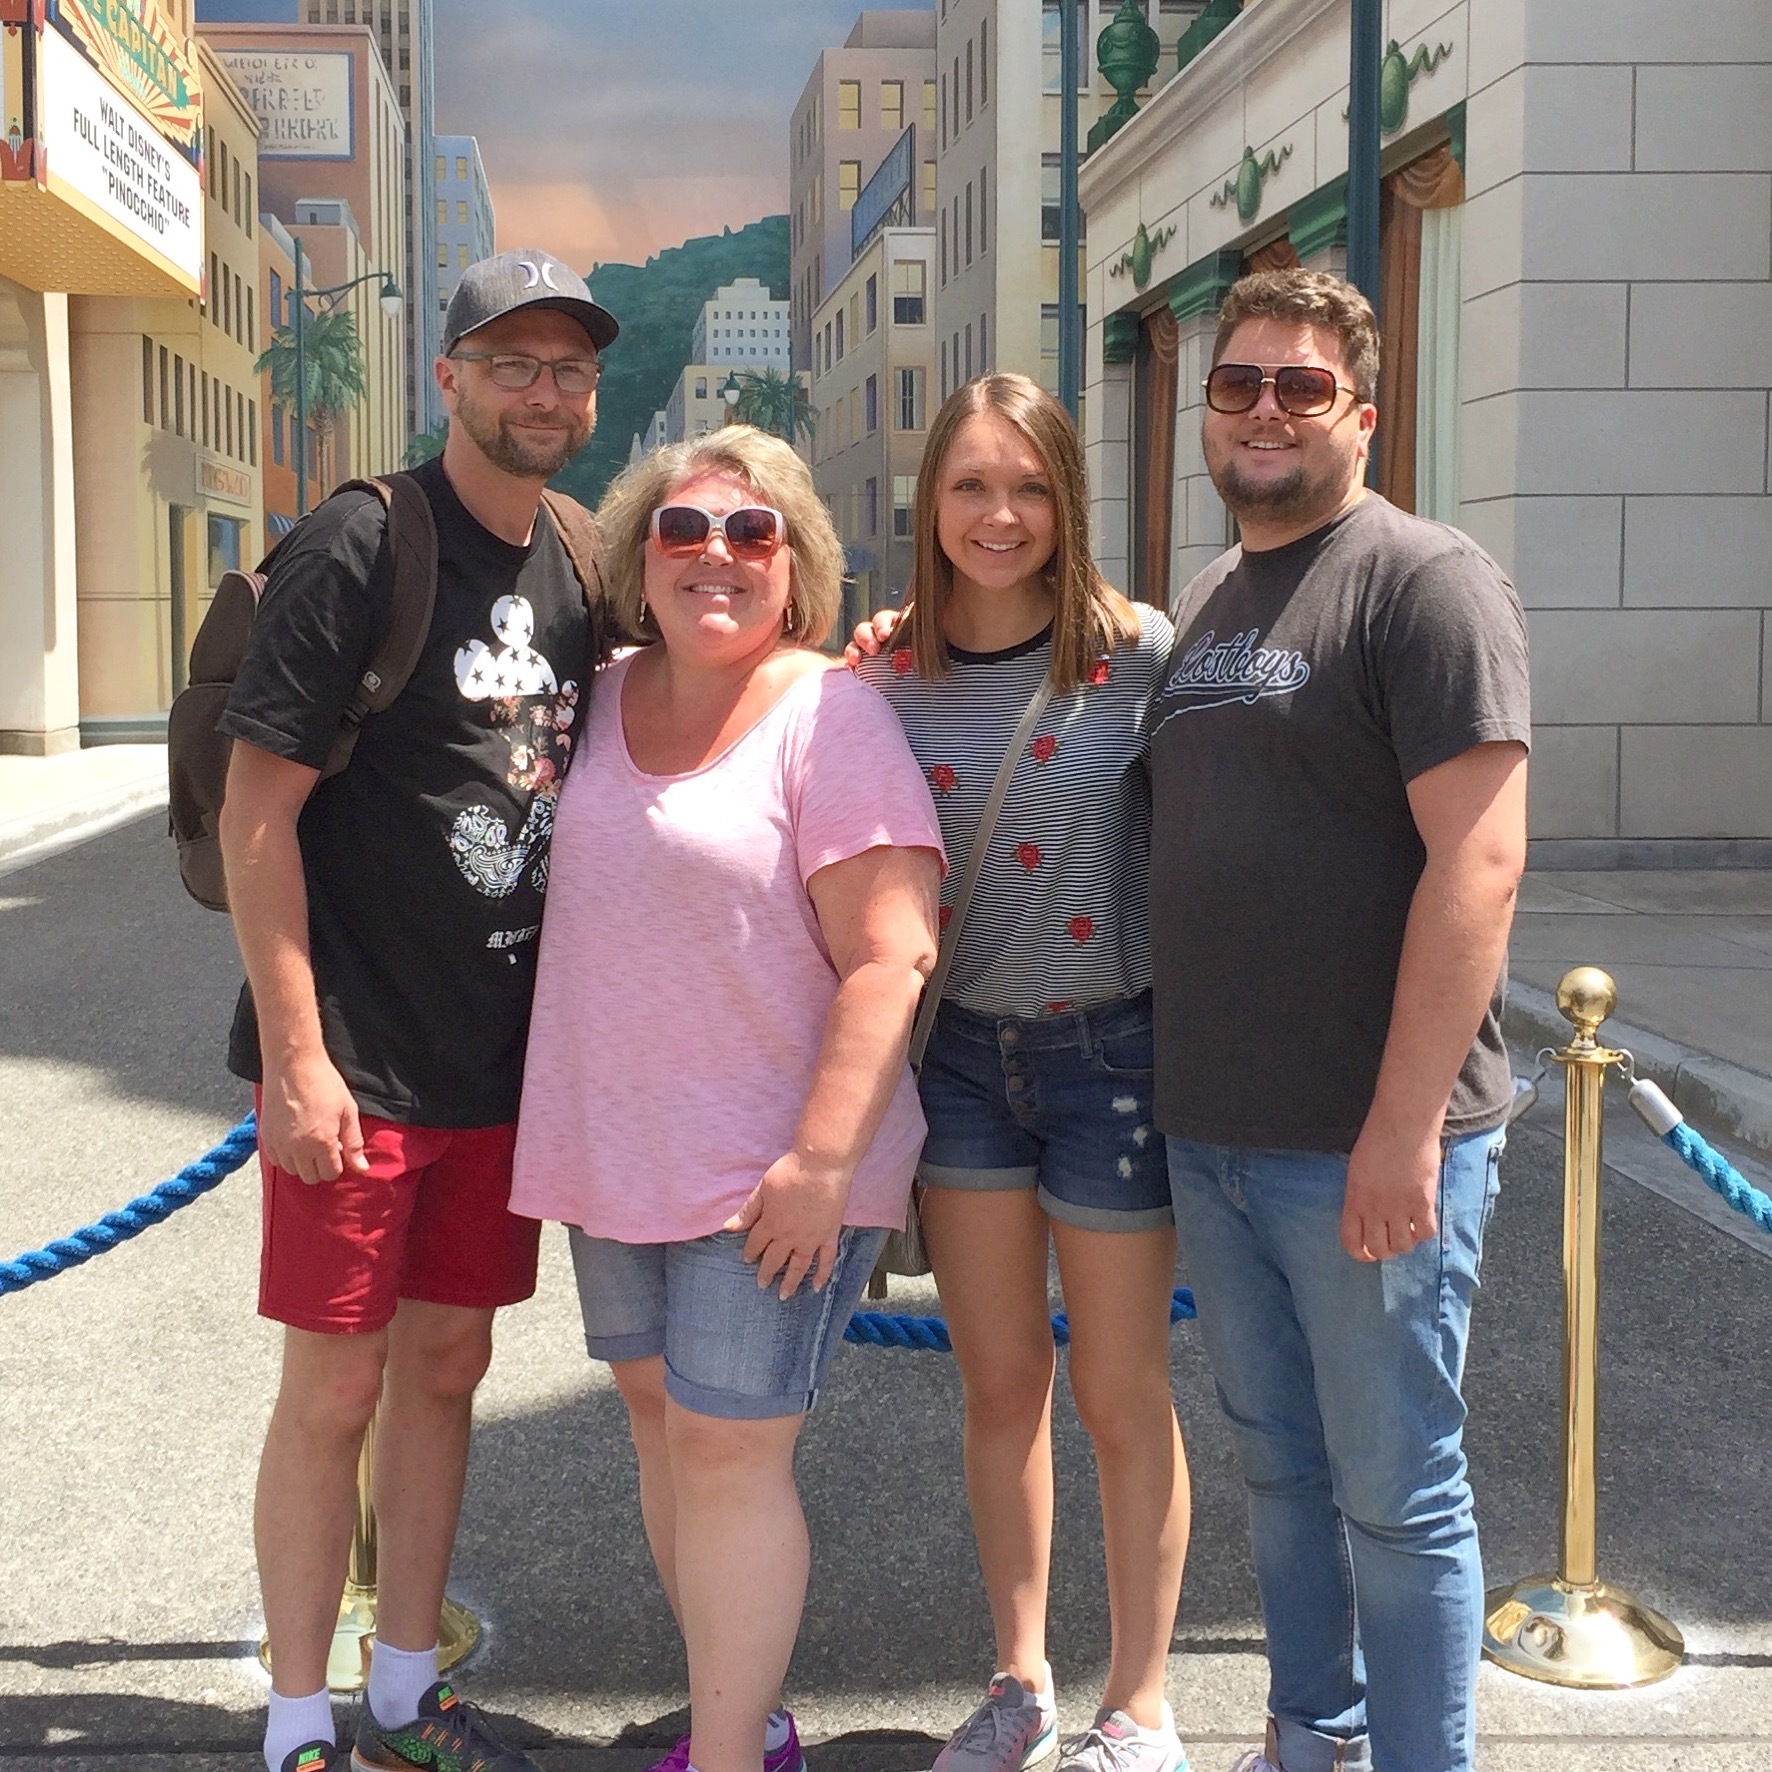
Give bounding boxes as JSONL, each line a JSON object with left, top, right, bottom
{"left": 1483, "top": 1575, "right": 1684, "bottom": 1689}
{"left": 258, "top": 1591, "right": 483, "bottom": 1696}
{"left": 437, "top": 1596, "right": 482, "bottom": 1677}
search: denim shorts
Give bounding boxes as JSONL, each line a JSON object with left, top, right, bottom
{"left": 915, "top": 990, "right": 1171, "bottom": 1232}
{"left": 566, "top": 1224, "right": 889, "bottom": 1420}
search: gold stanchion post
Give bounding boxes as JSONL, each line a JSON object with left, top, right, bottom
{"left": 1482, "top": 966, "right": 1684, "bottom": 1689}
{"left": 259, "top": 1416, "right": 482, "bottom": 1694}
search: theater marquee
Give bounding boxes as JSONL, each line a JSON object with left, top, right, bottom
{"left": 0, "top": 0, "right": 203, "bottom": 296}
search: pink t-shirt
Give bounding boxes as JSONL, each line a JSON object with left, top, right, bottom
{"left": 510, "top": 654, "right": 946, "bottom": 1242}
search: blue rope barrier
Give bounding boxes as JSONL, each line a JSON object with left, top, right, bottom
{"left": 0, "top": 1116, "right": 259, "bottom": 1299}
{"left": 1662, "top": 1122, "right": 1772, "bottom": 1237}
{"left": 2, "top": 1110, "right": 1203, "bottom": 1350}
{"left": 846, "top": 1285, "right": 1197, "bottom": 1351}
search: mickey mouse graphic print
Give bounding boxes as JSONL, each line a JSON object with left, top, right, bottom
{"left": 448, "top": 592, "right": 579, "bottom": 901}
{"left": 222, "top": 454, "right": 595, "bottom": 1126}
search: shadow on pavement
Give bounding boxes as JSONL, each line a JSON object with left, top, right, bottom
{"left": 0, "top": 815, "right": 243, "bottom": 1123}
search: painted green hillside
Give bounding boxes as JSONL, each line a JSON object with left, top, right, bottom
{"left": 549, "top": 214, "right": 790, "bottom": 510}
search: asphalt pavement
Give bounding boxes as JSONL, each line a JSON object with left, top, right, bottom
{"left": 2, "top": 812, "right": 1770, "bottom": 1770}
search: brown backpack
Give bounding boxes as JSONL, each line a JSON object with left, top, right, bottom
{"left": 168, "top": 473, "right": 604, "bottom": 912}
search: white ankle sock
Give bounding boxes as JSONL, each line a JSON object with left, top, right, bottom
{"left": 1019, "top": 1664, "right": 1056, "bottom": 1725}
{"left": 366, "top": 1640, "right": 439, "bottom": 1728}
{"left": 763, "top": 1711, "right": 792, "bottom": 1753}
{"left": 264, "top": 1687, "right": 334, "bottom": 1772}
{"left": 1112, "top": 1701, "right": 1178, "bottom": 1741}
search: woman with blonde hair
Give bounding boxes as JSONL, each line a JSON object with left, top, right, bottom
{"left": 855, "top": 375, "right": 1191, "bottom": 1772}
{"left": 511, "top": 425, "right": 944, "bottom": 1772}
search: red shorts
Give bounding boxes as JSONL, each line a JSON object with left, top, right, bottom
{"left": 256, "top": 1096, "right": 541, "bottom": 1334}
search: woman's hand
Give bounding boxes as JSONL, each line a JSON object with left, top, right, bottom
{"left": 842, "top": 603, "right": 909, "bottom": 669}
{"left": 728, "top": 844, "right": 939, "bottom": 1300}
{"left": 725, "top": 1150, "right": 852, "bottom": 1299}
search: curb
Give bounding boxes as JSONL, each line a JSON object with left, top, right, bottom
{"left": 1504, "top": 980, "right": 1772, "bottom": 1161}
{"left": 0, "top": 777, "right": 167, "bottom": 875}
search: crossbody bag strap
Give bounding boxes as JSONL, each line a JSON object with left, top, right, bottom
{"left": 908, "top": 678, "right": 1055, "bottom": 1068}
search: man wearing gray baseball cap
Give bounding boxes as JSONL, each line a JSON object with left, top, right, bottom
{"left": 442, "top": 246, "right": 620, "bottom": 356}
{"left": 218, "top": 247, "right": 615, "bottom": 1772}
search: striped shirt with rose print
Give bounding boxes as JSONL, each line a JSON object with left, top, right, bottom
{"left": 857, "top": 601, "right": 1174, "bottom": 1022}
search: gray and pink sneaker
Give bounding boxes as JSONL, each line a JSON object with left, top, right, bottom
{"left": 1054, "top": 1707, "right": 1188, "bottom": 1772}
{"left": 933, "top": 1676, "right": 1057, "bottom": 1772}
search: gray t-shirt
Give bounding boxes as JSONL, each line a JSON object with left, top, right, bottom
{"left": 858, "top": 603, "right": 1173, "bottom": 1019}
{"left": 1148, "top": 494, "right": 1531, "bottom": 1151}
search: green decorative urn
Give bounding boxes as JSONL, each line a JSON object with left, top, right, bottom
{"left": 1210, "top": 143, "right": 1293, "bottom": 225}
{"left": 1087, "top": 0, "right": 1161, "bottom": 152}
{"left": 1379, "top": 38, "right": 1453, "bottom": 134}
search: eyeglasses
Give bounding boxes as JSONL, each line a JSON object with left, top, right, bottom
{"left": 1204, "top": 362, "right": 1356, "bottom": 417}
{"left": 449, "top": 351, "right": 602, "bottom": 395}
{"left": 650, "top": 504, "right": 787, "bottom": 561}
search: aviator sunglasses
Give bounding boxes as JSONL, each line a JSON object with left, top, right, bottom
{"left": 650, "top": 504, "right": 787, "bottom": 560}
{"left": 1204, "top": 362, "right": 1358, "bottom": 417}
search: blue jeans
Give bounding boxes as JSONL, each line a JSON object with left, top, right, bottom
{"left": 566, "top": 1225, "right": 889, "bottom": 1420}
{"left": 918, "top": 992, "right": 1172, "bottom": 1230}
{"left": 1166, "top": 1126, "right": 1505, "bottom": 1772}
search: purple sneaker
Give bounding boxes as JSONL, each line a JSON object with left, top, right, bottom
{"left": 643, "top": 1711, "right": 802, "bottom": 1772}
{"left": 763, "top": 1710, "right": 805, "bottom": 1772}
{"left": 642, "top": 1738, "right": 691, "bottom": 1772}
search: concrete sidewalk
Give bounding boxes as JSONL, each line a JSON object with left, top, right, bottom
{"left": 0, "top": 746, "right": 167, "bottom": 878}
{"left": 1508, "top": 870, "right": 1772, "bottom": 1157}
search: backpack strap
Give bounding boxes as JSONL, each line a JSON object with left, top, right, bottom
{"left": 537, "top": 487, "right": 605, "bottom": 606}
{"left": 537, "top": 487, "right": 615, "bottom": 662}
{"left": 321, "top": 472, "right": 438, "bottom": 777}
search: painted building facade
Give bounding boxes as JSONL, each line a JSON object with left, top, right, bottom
{"left": 434, "top": 131, "right": 493, "bottom": 314}
{"left": 1081, "top": 0, "right": 1772, "bottom": 854}
{"left": 67, "top": 36, "right": 267, "bottom": 736}
{"left": 196, "top": 0, "right": 435, "bottom": 433}
{"left": 788, "top": 10, "right": 937, "bottom": 373}
{"left": 664, "top": 365, "right": 734, "bottom": 444}
{"left": 204, "top": 20, "right": 408, "bottom": 513}
{"left": 258, "top": 211, "right": 322, "bottom": 525}
{"left": 0, "top": 0, "right": 274, "bottom": 749}
{"left": 932, "top": 0, "right": 1203, "bottom": 399}
{"left": 809, "top": 225, "right": 936, "bottom": 630}
{"left": 692, "top": 277, "right": 791, "bottom": 372}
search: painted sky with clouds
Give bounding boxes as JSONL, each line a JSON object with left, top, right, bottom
{"left": 434, "top": 0, "right": 933, "bottom": 272}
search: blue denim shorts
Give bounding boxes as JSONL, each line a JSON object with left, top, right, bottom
{"left": 916, "top": 990, "right": 1171, "bottom": 1231}
{"left": 566, "top": 1224, "right": 888, "bottom": 1420}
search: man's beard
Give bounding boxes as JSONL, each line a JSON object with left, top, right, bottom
{"left": 455, "top": 392, "right": 591, "bottom": 478}
{"left": 1206, "top": 432, "right": 1359, "bottom": 529}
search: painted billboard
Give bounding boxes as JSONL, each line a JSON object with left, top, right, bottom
{"left": 210, "top": 46, "right": 352, "bottom": 159}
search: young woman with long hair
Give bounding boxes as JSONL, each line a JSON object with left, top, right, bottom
{"left": 855, "top": 374, "right": 1191, "bottom": 1772}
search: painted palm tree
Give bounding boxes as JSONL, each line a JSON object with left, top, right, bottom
{"left": 732, "top": 367, "right": 814, "bottom": 446}
{"left": 256, "top": 306, "right": 369, "bottom": 496}
{"left": 404, "top": 419, "right": 449, "bottom": 466}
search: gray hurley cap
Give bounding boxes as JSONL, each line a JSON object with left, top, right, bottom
{"left": 442, "top": 248, "right": 619, "bottom": 356}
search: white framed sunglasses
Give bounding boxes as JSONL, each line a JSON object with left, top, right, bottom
{"left": 649, "top": 503, "right": 786, "bottom": 561}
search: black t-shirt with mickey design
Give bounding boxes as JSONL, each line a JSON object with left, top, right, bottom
{"left": 220, "top": 454, "right": 594, "bottom": 1126}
